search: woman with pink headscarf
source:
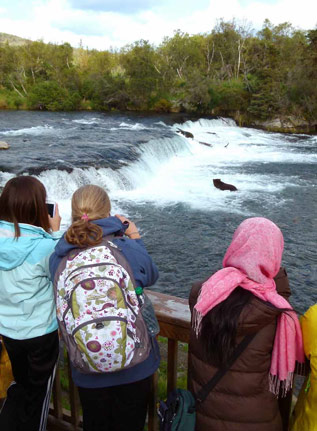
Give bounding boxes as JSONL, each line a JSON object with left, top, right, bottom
{"left": 188, "top": 217, "right": 305, "bottom": 431}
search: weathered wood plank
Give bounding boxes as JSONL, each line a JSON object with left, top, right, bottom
{"left": 146, "top": 290, "right": 191, "bottom": 329}
{"left": 67, "top": 358, "right": 81, "bottom": 430}
{"left": 148, "top": 371, "right": 159, "bottom": 431}
{"left": 167, "top": 339, "right": 178, "bottom": 394}
{"left": 52, "top": 366, "right": 63, "bottom": 419}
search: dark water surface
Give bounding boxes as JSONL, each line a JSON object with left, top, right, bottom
{"left": 0, "top": 111, "right": 316, "bottom": 313}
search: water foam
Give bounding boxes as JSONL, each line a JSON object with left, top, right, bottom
{"left": 1, "top": 125, "right": 54, "bottom": 136}
{"left": 119, "top": 122, "right": 151, "bottom": 130}
{"left": 0, "top": 171, "right": 15, "bottom": 185}
{"left": 72, "top": 118, "right": 101, "bottom": 125}
{"left": 173, "top": 117, "right": 237, "bottom": 132}
{"left": 1, "top": 117, "right": 315, "bottom": 219}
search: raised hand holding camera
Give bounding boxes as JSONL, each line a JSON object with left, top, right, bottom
{"left": 49, "top": 203, "right": 61, "bottom": 232}
{"left": 115, "top": 214, "right": 141, "bottom": 239}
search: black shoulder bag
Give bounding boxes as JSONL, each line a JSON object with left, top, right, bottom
{"left": 158, "top": 332, "right": 257, "bottom": 431}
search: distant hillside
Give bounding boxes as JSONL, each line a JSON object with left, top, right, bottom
{"left": 0, "top": 32, "right": 31, "bottom": 46}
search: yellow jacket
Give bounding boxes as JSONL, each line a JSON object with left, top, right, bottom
{"left": 291, "top": 304, "right": 317, "bottom": 431}
{"left": 0, "top": 338, "right": 13, "bottom": 398}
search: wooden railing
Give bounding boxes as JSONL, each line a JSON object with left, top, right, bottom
{"left": 48, "top": 290, "right": 191, "bottom": 431}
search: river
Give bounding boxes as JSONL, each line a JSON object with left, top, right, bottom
{"left": 0, "top": 111, "right": 316, "bottom": 313}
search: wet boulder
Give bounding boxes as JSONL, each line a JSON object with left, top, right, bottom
{"left": 0, "top": 141, "right": 10, "bottom": 150}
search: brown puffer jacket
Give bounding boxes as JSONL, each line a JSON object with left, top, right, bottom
{"left": 188, "top": 268, "right": 292, "bottom": 431}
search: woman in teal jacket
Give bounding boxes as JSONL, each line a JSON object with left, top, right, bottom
{"left": 0, "top": 176, "right": 62, "bottom": 431}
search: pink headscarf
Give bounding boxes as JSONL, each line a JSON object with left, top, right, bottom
{"left": 194, "top": 217, "right": 305, "bottom": 396}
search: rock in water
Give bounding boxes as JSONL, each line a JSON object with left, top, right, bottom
{"left": 0, "top": 141, "right": 10, "bottom": 150}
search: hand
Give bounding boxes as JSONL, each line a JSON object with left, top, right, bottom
{"left": 49, "top": 203, "right": 61, "bottom": 232}
{"left": 115, "top": 214, "right": 141, "bottom": 239}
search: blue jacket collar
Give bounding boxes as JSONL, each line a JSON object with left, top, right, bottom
{"left": 54, "top": 216, "right": 128, "bottom": 258}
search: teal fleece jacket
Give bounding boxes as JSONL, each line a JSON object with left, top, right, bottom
{"left": 0, "top": 220, "right": 62, "bottom": 340}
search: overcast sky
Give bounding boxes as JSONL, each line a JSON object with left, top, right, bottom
{"left": 0, "top": 0, "right": 316, "bottom": 50}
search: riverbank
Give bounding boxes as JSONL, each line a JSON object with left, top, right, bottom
{"left": 1, "top": 22, "right": 316, "bottom": 136}
{"left": 230, "top": 111, "right": 317, "bottom": 134}
{"left": 248, "top": 116, "right": 317, "bottom": 134}
{"left": 0, "top": 105, "right": 316, "bottom": 134}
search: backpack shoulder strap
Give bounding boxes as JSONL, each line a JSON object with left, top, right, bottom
{"left": 100, "top": 236, "right": 138, "bottom": 288}
{"left": 195, "top": 331, "right": 257, "bottom": 404}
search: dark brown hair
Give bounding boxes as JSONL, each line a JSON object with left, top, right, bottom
{"left": 0, "top": 176, "right": 50, "bottom": 237}
{"left": 65, "top": 185, "right": 111, "bottom": 247}
{"left": 200, "top": 287, "right": 253, "bottom": 367}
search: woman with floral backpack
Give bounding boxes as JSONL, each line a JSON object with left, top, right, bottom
{"left": 50, "top": 184, "right": 159, "bottom": 431}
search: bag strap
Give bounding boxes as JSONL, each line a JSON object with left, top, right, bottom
{"left": 195, "top": 331, "right": 257, "bottom": 404}
{"left": 101, "top": 236, "right": 138, "bottom": 289}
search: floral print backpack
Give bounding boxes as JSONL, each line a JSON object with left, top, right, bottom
{"left": 54, "top": 239, "right": 151, "bottom": 373}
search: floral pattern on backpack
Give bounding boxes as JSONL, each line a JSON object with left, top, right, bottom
{"left": 55, "top": 241, "right": 150, "bottom": 373}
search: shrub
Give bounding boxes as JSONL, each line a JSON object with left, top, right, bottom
{"left": 216, "top": 79, "right": 250, "bottom": 113}
{"left": 0, "top": 90, "right": 24, "bottom": 109}
{"left": 27, "top": 81, "right": 81, "bottom": 111}
{"left": 153, "top": 98, "right": 172, "bottom": 112}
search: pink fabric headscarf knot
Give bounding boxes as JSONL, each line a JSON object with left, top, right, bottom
{"left": 194, "top": 217, "right": 305, "bottom": 396}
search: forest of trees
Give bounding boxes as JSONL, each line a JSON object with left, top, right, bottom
{"left": 0, "top": 19, "right": 316, "bottom": 127}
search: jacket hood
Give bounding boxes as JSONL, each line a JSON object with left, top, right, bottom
{"left": 0, "top": 221, "right": 52, "bottom": 270}
{"left": 53, "top": 216, "right": 128, "bottom": 258}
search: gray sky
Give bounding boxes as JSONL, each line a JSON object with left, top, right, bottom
{"left": 0, "top": 0, "right": 316, "bottom": 50}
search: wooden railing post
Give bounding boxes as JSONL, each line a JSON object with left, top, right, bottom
{"left": 146, "top": 291, "right": 191, "bottom": 431}
{"left": 148, "top": 371, "right": 159, "bottom": 431}
{"left": 167, "top": 339, "right": 178, "bottom": 394}
{"left": 67, "top": 358, "right": 81, "bottom": 430}
{"left": 52, "top": 366, "right": 63, "bottom": 420}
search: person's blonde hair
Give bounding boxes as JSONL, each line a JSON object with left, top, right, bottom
{"left": 66, "top": 185, "right": 111, "bottom": 247}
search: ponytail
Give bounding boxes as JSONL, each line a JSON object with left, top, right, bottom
{"left": 66, "top": 185, "right": 111, "bottom": 247}
{"left": 65, "top": 219, "right": 103, "bottom": 247}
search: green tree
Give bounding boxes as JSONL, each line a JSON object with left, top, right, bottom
{"left": 82, "top": 73, "right": 128, "bottom": 110}
{"left": 159, "top": 31, "right": 204, "bottom": 81}
{"left": 120, "top": 40, "right": 160, "bottom": 108}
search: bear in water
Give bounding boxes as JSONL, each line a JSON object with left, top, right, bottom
{"left": 213, "top": 178, "right": 237, "bottom": 192}
{"left": 176, "top": 128, "right": 194, "bottom": 139}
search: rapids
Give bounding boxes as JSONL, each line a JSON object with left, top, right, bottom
{"left": 0, "top": 111, "right": 316, "bottom": 312}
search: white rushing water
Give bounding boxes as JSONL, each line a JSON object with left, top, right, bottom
{"left": 1, "top": 113, "right": 316, "bottom": 307}
{"left": 18, "top": 117, "right": 312, "bottom": 228}
{"left": 0, "top": 116, "right": 316, "bottom": 229}
{"left": 1, "top": 124, "right": 55, "bottom": 136}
